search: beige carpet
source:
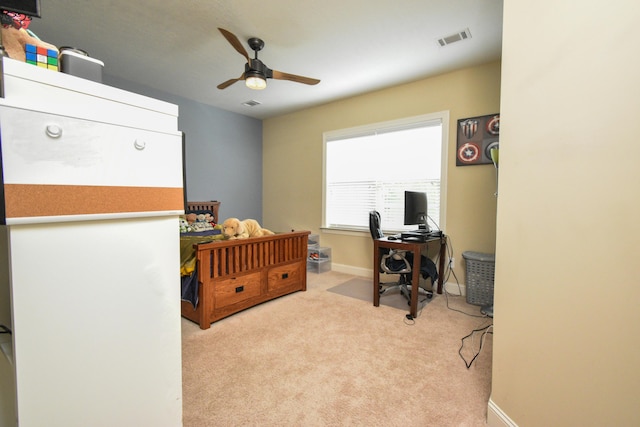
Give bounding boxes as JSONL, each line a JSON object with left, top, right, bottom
{"left": 327, "top": 277, "right": 435, "bottom": 313}
{"left": 182, "top": 271, "right": 493, "bottom": 426}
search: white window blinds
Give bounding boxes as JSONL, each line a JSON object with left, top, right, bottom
{"left": 323, "top": 112, "right": 448, "bottom": 232}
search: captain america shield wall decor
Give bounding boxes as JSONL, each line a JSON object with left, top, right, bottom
{"left": 456, "top": 113, "right": 499, "bottom": 166}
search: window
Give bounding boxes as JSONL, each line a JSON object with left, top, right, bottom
{"left": 322, "top": 112, "right": 448, "bottom": 233}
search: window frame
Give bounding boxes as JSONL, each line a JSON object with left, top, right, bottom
{"left": 321, "top": 111, "right": 449, "bottom": 235}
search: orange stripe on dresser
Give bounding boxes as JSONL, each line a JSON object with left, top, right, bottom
{"left": 3, "top": 184, "right": 184, "bottom": 218}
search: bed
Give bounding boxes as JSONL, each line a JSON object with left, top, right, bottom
{"left": 179, "top": 201, "right": 224, "bottom": 281}
{"left": 180, "top": 201, "right": 310, "bottom": 329}
{"left": 186, "top": 201, "right": 220, "bottom": 221}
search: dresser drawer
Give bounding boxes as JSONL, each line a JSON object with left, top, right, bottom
{"left": 268, "top": 262, "right": 303, "bottom": 293}
{"left": 1, "top": 58, "right": 178, "bottom": 132}
{"left": 0, "top": 107, "right": 182, "bottom": 188}
{"left": 214, "top": 272, "right": 262, "bottom": 309}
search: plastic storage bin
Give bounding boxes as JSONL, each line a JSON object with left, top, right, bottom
{"left": 308, "top": 234, "right": 320, "bottom": 249}
{"left": 462, "top": 251, "right": 495, "bottom": 306}
{"left": 307, "top": 246, "right": 331, "bottom": 273}
{"left": 59, "top": 48, "right": 104, "bottom": 82}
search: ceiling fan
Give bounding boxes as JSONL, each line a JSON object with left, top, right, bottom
{"left": 217, "top": 28, "right": 320, "bottom": 90}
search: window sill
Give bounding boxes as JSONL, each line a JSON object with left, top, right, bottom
{"left": 320, "top": 227, "right": 409, "bottom": 237}
{"left": 320, "top": 227, "right": 368, "bottom": 237}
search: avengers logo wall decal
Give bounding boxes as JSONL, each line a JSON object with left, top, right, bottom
{"left": 456, "top": 113, "right": 499, "bottom": 166}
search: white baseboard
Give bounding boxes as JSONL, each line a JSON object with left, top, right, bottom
{"left": 443, "top": 280, "right": 466, "bottom": 296}
{"left": 487, "top": 398, "right": 518, "bottom": 427}
{"left": 331, "top": 263, "right": 371, "bottom": 278}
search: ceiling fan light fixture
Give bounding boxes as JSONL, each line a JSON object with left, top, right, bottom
{"left": 245, "top": 73, "right": 267, "bottom": 90}
{"left": 217, "top": 28, "right": 319, "bottom": 90}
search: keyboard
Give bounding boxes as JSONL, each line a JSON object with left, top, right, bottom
{"left": 400, "top": 230, "right": 443, "bottom": 242}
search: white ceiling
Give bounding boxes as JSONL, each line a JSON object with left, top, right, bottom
{"left": 26, "top": 0, "right": 503, "bottom": 120}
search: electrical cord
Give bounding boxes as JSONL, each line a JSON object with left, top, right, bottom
{"left": 403, "top": 289, "right": 434, "bottom": 323}
{"left": 400, "top": 228, "right": 442, "bottom": 323}
{"left": 400, "top": 229, "right": 486, "bottom": 321}
{"left": 444, "top": 288, "right": 487, "bottom": 317}
{"left": 459, "top": 323, "right": 493, "bottom": 369}
{"left": 427, "top": 214, "right": 440, "bottom": 233}
{"left": 400, "top": 231, "right": 493, "bottom": 366}
{"left": 441, "top": 234, "right": 487, "bottom": 318}
{"left": 441, "top": 234, "right": 494, "bottom": 368}
{"left": 404, "top": 313, "right": 416, "bottom": 325}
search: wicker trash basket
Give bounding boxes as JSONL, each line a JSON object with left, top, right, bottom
{"left": 462, "top": 251, "right": 495, "bottom": 306}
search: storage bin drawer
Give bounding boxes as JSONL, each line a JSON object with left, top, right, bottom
{"left": 0, "top": 107, "right": 182, "bottom": 188}
{"left": 268, "top": 262, "right": 303, "bottom": 293}
{"left": 214, "top": 272, "right": 262, "bottom": 309}
{"left": 307, "top": 247, "right": 331, "bottom": 273}
{"left": 308, "top": 234, "right": 319, "bottom": 249}
{"left": 2, "top": 58, "right": 178, "bottom": 132}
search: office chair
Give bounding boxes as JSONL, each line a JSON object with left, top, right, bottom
{"left": 369, "top": 211, "right": 434, "bottom": 304}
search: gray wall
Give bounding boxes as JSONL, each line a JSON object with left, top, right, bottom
{"left": 104, "top": 75, "right": 263, "bottom": 222}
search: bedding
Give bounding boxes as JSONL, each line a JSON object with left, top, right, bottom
{"left": 180, "top": 234, "right": 220, "bottom": 309}
{"left": 180, "top": 201, "right": 223, "bottom": 308}
{"left": 180, "top": 227, "right": 224, "bottom": 308}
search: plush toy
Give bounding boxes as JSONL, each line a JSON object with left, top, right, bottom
{"left": 222, "top": 218, "right": 274, "bottom": 239}
{"left": 186, "top": 213, "right": 197, "bottom": 224}
{"left": 179, "top": 217, "right": 193, "bottom": 233}
{"left": 196, "top": 213, "right": 207, "bottom": 222}
{"left": 203, "top": 212, "right": 214, "bottom": 223}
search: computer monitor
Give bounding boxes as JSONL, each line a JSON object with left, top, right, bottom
{"left": 0, "top": 0, "right": 40, "bottom": 17}
{"left": 404, "top": 190, "right": 430, "bottom": 232}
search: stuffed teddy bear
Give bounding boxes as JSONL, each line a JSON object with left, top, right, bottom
{"left": 222, "top": 218, "right": 274, "bottom": 239}
{"left": 185, "top": 213, "right": 197, "bottom": 224}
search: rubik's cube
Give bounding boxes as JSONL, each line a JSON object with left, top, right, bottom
{"left": 25, "top": 44, "right": 58, "bottom": 71}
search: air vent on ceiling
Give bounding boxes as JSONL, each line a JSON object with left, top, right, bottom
{"left": 437, "top": 28, "right": 472, "bottom": 47}
{"left": 242, "top": 100, "right": 262, "bottom": 107}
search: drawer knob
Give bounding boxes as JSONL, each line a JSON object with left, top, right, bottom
{"left": 45, "top": 124, "right": 63, "bottom": 138}
{"left": 133, "top": 140, "right": 146, "bottom": 150}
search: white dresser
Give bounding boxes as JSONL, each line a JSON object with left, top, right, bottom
{"left": 0, "top": 58, "right": 184, "bottom": 427}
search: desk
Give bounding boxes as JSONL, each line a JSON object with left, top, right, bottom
{"left": 373, "top": 235, "right": 446, "bottom": 318}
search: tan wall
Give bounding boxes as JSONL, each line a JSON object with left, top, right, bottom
{"left": 491, "top": 1, "right": 640, "bottom": 426}
{"left": 263, "top": 61, "right": 501, "bottom": 276}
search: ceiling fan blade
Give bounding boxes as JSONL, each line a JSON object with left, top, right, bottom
{"left": 272, "top": 70, "right": 320, "bottom": 85}
{"left": 217, "top": 74, "right": 245, "bottom": 90}
{"left": 218, "top": 28, "right": 250, "bottom": 61}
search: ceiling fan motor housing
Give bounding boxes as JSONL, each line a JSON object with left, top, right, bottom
{"left": 246, "top": 59, "right": 272, "bottom": 79}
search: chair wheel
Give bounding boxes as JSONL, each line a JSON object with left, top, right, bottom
{"left": 426, "top": 293, "right": 433, "bottom": 299}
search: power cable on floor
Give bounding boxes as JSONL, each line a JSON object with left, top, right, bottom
{"left": 459, "top": 323, "right": 493, "bottom": 369}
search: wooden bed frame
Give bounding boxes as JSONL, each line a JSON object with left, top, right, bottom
{"left": 186, "top": 201, "right": 221, "bottom": 223}
{"left": 181, "top": 202, "right": 310, "bottom": 329}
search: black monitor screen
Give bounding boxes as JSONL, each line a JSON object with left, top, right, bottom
{"left": 404, "top": 190, "right": 429, "bottom": 231}
{"left": 0, "top": 0, "right": 40, "bottom": 17}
